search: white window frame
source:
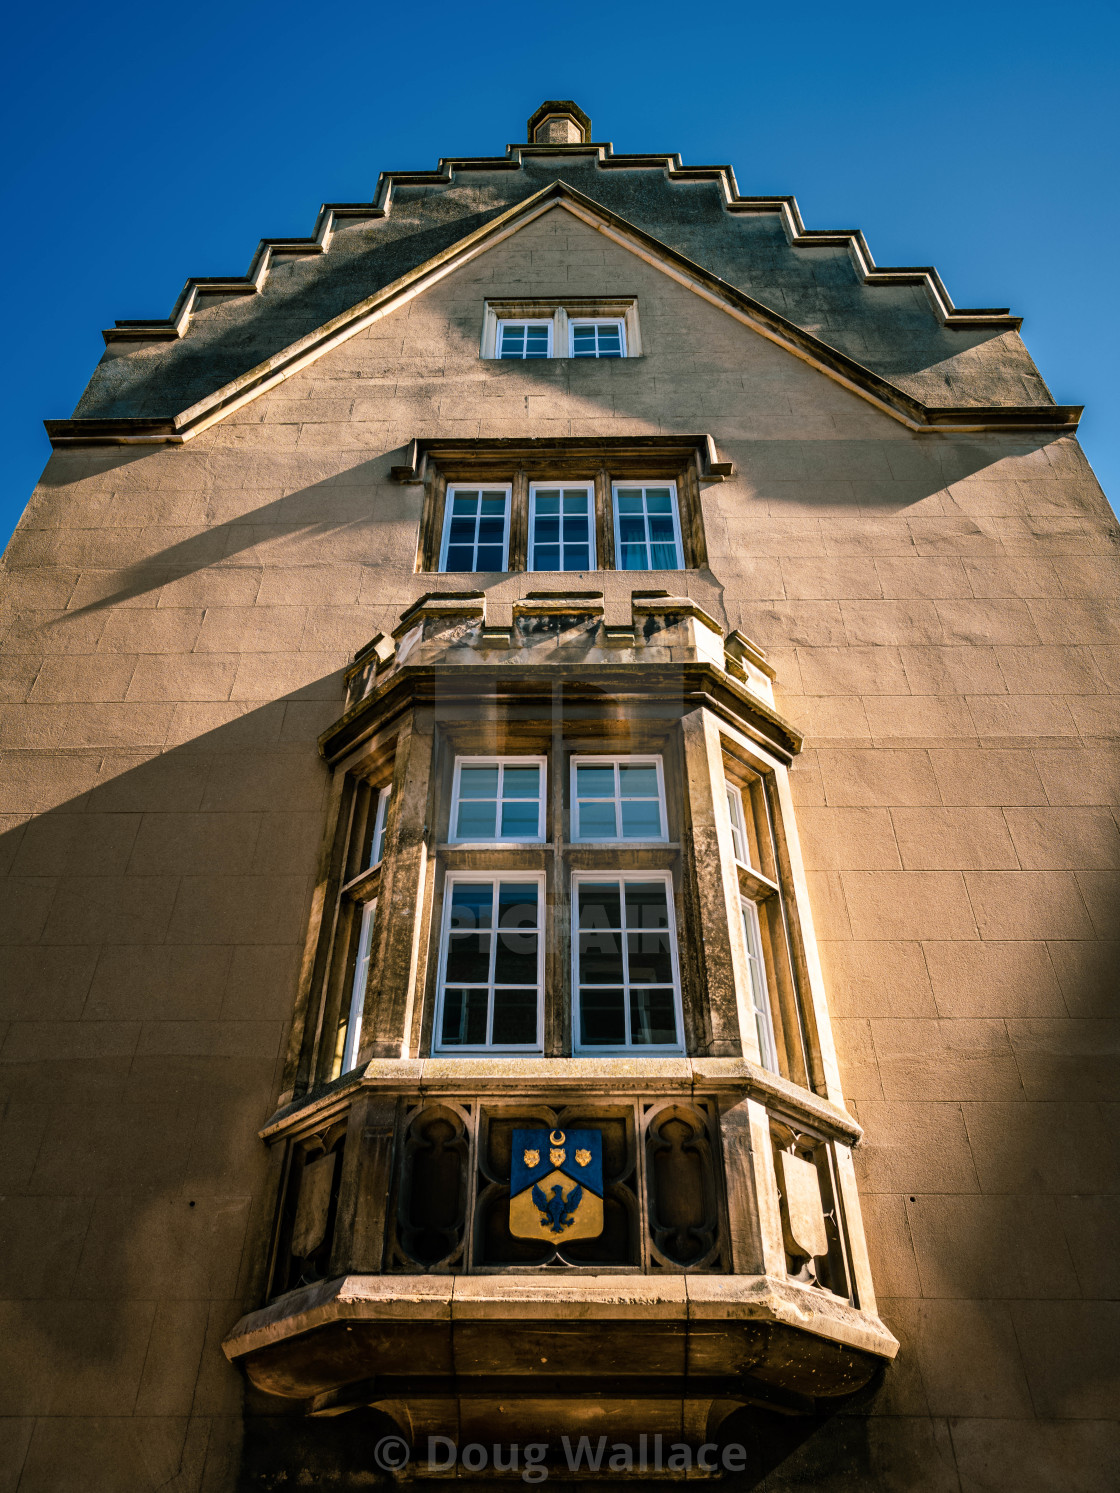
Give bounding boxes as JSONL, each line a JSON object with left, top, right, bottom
{"left": 432, "top": 872, "right": 546, "bottom": 1055}
{"left": 741, "top": 896, "right": 779, "bottom": 1074}
{"left": 569, "top": 318, "right": 626, "bottom": 358}
{"left": 449, "top": 756, "right": 548, "bottom": 844}
{"left": 570, "top": 754, "right": 668, "bottom": 843}
{"left": 438, "top": 484, "right": 511, "bottom": 574}
{"left": 611, "top": 482, "right": 685, "bottom": 572}
{"left": 571, "top": 870, "right": 685, "bottom": 1057}
{"left": 528, "top": 482, "right": 597, "bottom": 572}
{"left": 369, "top": 784, "right": 392, "bottom": 867}
{"left": 726, "top": 782, "right": 750, "bottom": 867}
{"left": 340, "top": 898, "right": 377, "bottom": 1074}
{"left": 496, "top": 319, "right": 553, "bottom": 359}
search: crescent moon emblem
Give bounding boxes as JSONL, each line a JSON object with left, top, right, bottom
{"left": 550, "top": 1129, "right": 565, "bottom": 1145}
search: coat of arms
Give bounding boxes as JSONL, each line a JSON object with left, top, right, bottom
{"left": 509, "top": 1128, "right": 603, "bottom": 1242}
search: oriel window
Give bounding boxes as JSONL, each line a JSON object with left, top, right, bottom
{"left": 434, "top": 875, "right": 545, "bottom": 1053}
{"left": 571, "top": 756, "right": 667, "bottom": 841}
{"left": 573, "top": 874, "right": 683, "bottom": 1054}
{"left": 450, "top": 757, "right": 547, "bottom": 842}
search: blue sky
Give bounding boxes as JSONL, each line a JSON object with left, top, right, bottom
{"left": 1, "top": 0, "right": 1118, "bottom": 549}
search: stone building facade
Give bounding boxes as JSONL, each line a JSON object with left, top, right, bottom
{"left": 1, "top": 102, "right": 1117, "bottom": 1491}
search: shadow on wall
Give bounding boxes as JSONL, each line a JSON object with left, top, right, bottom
{"left": 0, "top": 683, "right": 343, "bottom": 1492}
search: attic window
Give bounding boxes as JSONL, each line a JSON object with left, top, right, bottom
{"left": 482, "top": 300, "right": 640, "bottom": 359}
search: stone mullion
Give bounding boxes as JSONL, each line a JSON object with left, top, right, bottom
{"left": 719, "top": 1095, "right": 786, "bottom": 1278}
{"left": 358, "top": 711, "right": 435, "bottom": 1059}
{"left": 328, "top": 1092, "right": 399, "bottom": 1276}
{"left": 679, "top": 705, "right": 759, "bottom": 1060}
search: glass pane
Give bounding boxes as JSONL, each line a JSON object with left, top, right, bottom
{"left": 618, "top": 516, "right": 645, "bottom": 543}
{"left": 620, "top": 799, "right": 663, "bottom": 838}
{"left": 645, "top": 489, "right": 673, "bottom": 511}
{"left": 460, "top": 766, "right": 499, "bottom": 797}
{"left": 650, "top": 542, "right": 679, "bottom": 570}
{"left": 578, "top": 882, "right": 622, "bottom": 930}
{"left": 576, "top": 765, "right": 615, "bottom": 796}
{"left": 563, "top": 491, "right": 588, "bottom": 512}
{"left": 492, "top": 988, "right": 538, "bottom": 1045}
{"left": 478, "top": 516, "right": 505, "bottom": 542}
{"left": 562, "top": 517, "right": 588, "bottom": 541}
{"left": 580, "top": 988, "right": 625, "bottom": 1045}
{"left": 648, "top": 516, "right": 675, "bottom": 543}
{"left": 444, "top": 546, "right": 475, "bottom": 572}
{"left": 503, "top": 766, "right": 540, "bottom": 797}
{"left": 494, "top": 929, "right": 537, "bottom": 983}
{"left": 616, "top": 493, "right": 642, "bottom": 513}
{"left": 535, "top": 516, "right": 561, "bottom": 543}
{"left": 452, "top": 493, "right": 480, "bottom": 513}
{"left": 579, "top": 799, "right": 618, "bottom": 838}
{"left": 475, "top": 545, "right": 504, "bottom": 570}
{"left": 627, "top": 929, "right": 673, "bottom": 984}
{"left": 450, "top": 882, "right": 494, "bottom": 928}
{"left": 446, "top": 932, "right": 490, "bottom": 983}
{"left": 565, "top": 545, "right": 590, "bottom": 570}
{"left": 481, "top": 494, "right": 507, "bottom": 513}
{"left": 534, "top": 544, "right": 560, "bottom": 570}
{"left": 448, "top": 517, "right": 476, "bottom": 543}
{"left": 629, "top": 988, "right": 677, "bottom": 1045}
{"left": 535, "top": 491, "right": 561, "bottom": 510}
{"left": 441, "top": 988, "right": 488, "bottom": 1045}
{"left": 500, "top": 799, "right": 539, "bottom": 837}
{"left": 620, "top": 544, "right": 648, "bottom": 570}
{"left": 619, "top": 765, "right": 658, "bottom": 796}
{"left": 578, "top": 930, "right": 624, "bottom": 984}
{"left": 456, "top": 800, "right": 497, "bottom": 839}
{"left": 624, "top": 882, "right": 669, "bottom": 928}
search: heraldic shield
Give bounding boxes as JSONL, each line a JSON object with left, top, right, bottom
{"left": 509, "top": 1128, "right": 604, "bottom": 1242}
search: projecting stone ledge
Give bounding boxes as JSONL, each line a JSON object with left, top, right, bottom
{"left": 223, "top": 1272, "right": 898, "bottom": 1442}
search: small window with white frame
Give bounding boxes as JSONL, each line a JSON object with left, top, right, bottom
{"left": 613, "top": 483, "right": 684, "bottom": 570}
{"left": 570, "top": 319, "right": 625, "bottom": 358}
{"left": 334, "top": 898, "right": 377, "bottom": 1078}
{"left": 571, "top": 756, "right": 667, "bottom": 841}
{"left": 573, "top": 873, "right": 684, "bottom": 1053}
{"left": 741, "top": 897, "right": 779, "bottom": 1073}
{"left": 497, "top": 320, "right": 552, "bottom": 359}
{"left": 528, "top": 483, "right": 595, "bottom": 571}
{"left": 364, "top": 785, "right": 391, "bottom": 868}
{"left": 439, "top": 486, "right": 511, "bottom": 573}
{"left": 725, "top": 783, "right": 750, "bottom": 867}
{"left": 434, "top": 875, "right": 544, "bottom": 1052}
{"left": 450, "top": 757, "right": 547, "bottom": 842}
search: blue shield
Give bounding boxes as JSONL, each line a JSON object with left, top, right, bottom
{"left": 509, "top": 1127, "right": 603, "bottom": 1241}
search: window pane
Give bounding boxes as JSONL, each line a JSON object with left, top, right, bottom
{"left": 577, "top": 765, "right": 615, "bottom": 796}
{"left": 563, "top": 491, "right": 588, "bottom": 512}
{"left": 448, "top": 517, "right": 476, "bottom": 543}
{"left": 450, "top": 882, "right": 494, "bottom": 928}
{"left": 457, "top": 800, "right": 497, "bottom": 839}
{"left": 578, "top": 882, "right": 622, "bottom": 930}
{"left": 566, "top": 545, "right": 590, "bottom": 570}
{"left": 579, "top": 799, "right": 618, "bottom": 838}
{"left": 578, "top": 929, "right": 624, "bottom": 984}
{"left": 620, "top": 544, "right": 648, "bottom": 570}
{"left": 441, "top": 988, "right": 488, "bottom": 1045}
{"left": 534, "top": 545, "right": 561, "bottom": 570}
{"left": 646, "top": 489, "right": 673, "bottom": 511}
{"left": 629, "top": 988, "right": 677, "bottom": 1045}
{"left": 481, "top": 494, "right": 507, "bottom": 514}
{"left": 446, "top": 932, "right": 490, "bottom": 983}
{"left": 460, "top": 766, "right": 499, "bottom": 797}
{"left": 444, "top": 546, "right": 475, "bottom": 572}
{"left": 500, "top": 799, "right": 539, "bottom": 837}
{"left": 616, "top": 493, "right": 642, "bottom": 513}
{"left": 535, "top": 516, "right": 561, "bottom": 543}
{"left": 580, "top": 988, "right": 626, "bottom": 1045}
{"left": 492, "top": 988, "right": 538, "bottom": 1044}
{"left": 619, "top": 765, "right": 658, "bottom": 796}
{"left": 476, "top": 546, "right": 504, "bottom": 570}
{"left": 478, "top": 516, "right": 505, "bottom": 542}
{"left": 624, "top": 882, "right": 669, "bottom": 928}
{"left": 650, "top": 543, "right": 679, "bottom": 569}
{"left": 536, "top": 491, "right": 561, "bottom": 510}
{"left": 618, "top": 515, "right": 645, "bottom": 543}
{"left": 494, "top": 886, "right": 539, "bottom": 983}
{"left": 452, "top": 493, "right": 479, "bottom": 513}
{"left": 620, "top": 799, "right": 662, "bottom": 838}
{"left": 627, "top": 929, "right": 673, "bottom": 984}
{"left": 503, "top": 766, "right": 540, "bottom": 797}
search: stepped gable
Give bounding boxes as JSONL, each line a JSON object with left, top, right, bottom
{"left": 70, "top": 102, "right": 1059, "bottom": 424}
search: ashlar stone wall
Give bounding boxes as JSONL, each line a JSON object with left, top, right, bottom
{"left": 0, "top": 205, "right": 1117, "bottom": 1491}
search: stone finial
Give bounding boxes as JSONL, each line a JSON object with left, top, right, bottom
{"left": 526, "top": 100, "right": 591, "bottom": 145}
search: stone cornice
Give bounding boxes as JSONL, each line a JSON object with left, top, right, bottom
{"left": 46, "top": 183, "right": 1081, "bottom": 448}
